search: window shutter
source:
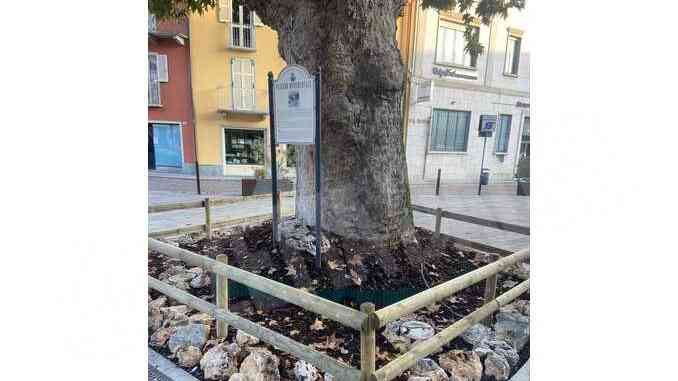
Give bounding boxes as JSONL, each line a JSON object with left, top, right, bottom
{"left": 232, "top": 58, "right": 240, "bottom": 109}
{"left": 157, "top": 54, "right": 169, "bottom": 82}
{"left": 218, "top": 0, "right": 232, "bottom": 23}
{"left": 148, "top": 53, "right": 161, "bottom": 105}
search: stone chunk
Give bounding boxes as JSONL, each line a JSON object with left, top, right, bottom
{"left": 483, "top": 352, "right": 510, "bottom": 381}
{"left": 438, "top": 350, "right": 482, "bottom": 381}
{"left": 176, "top": 345, "right": 202, "bottom": 368}
{"left": 200, "top": 343, "right": 239, "bottom": 380}
{"left": 239, "top": 348, "right": 280, "bottom": 381}
{"left": 236, "top": 330, "right": 261, "bottom": 347}
{"left": 294, "top": 360, "right": 319, "bottom": 381}
{"left": 168, "top": 323, "right": 210, "bottom": 354}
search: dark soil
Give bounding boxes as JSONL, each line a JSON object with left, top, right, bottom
{"left": 148, "top": 222, "right": 529, "bottom": 381}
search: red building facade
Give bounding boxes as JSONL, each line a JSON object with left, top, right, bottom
{"left": 148, "top": 16, "right": 196, "bottom": 174}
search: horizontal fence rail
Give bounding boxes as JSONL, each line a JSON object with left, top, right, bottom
{"left": 375, "top": 247, "right": 529, "bottom": 328}
{"left": 371, "top": 280, "right": 529, "bottom": 381}
{"left": 149, "top": 276, "right": 362, "bottom": 380}
{"left": 412, "top": 204, "right": 530, "bottom": 236}
{"left": 148, "top": 194, "right": 281, "bottom": 214}
{"left": 148, "top": 211, "right": 294, "bottom": 238}
{"left": 149, "top": 238, "right": 366, "bottom": 330}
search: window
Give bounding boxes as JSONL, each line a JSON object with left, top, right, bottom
{"left": 430, "top": 109, "right": 471, "bottom": 152}
{"left": 231, "top": 58, "right": 255, "bottom": 110}
{"left": 495, "top": 114, "right": 512, "bottom": 154}
{"left": 148, "top": 53, "right": 161, "bottom": 106}
{"left": 224, "top": 129, "right": 265, "bottom": 165}
{"left": 436, "top": 22, "right": 478, "bottom": 68}
{"left": 519, "top": 116, "right": 530, "bottom": 157}
{"left": 504, "top": 35, "right": 521, "bottom": 75}
{"left": 148, "top": 13, "right": 157, "bottom": 32}
{"left": 231, "top": 4, "right": 255, "bottom": 49}
{"left": 150, "top": 123, "right": 182, "bottom": 168}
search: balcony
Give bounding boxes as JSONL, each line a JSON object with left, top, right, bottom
{"left": 217, "top": 86, "right": 268, "bottom": 118}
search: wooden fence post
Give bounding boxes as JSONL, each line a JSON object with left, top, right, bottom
{"left": 205, "top": 198, "right": 212, "bottom": 239}
{"left": 482, "top": 274, "right": 498, "bottom": 325}
{"left": 360, "top": 303, "right": 376, "bottom": 381}
{"left": 216, "top": 254, "right": 229, "bottom": 338}
{"left": 434, "top": 208, "right": 442, "bottom": 239}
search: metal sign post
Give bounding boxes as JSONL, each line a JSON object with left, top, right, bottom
{"left": 477, "top": 114, "right": 497, "bottom": 196}
{"left": 267, "top": 72, "right": 280, "bottom": 245}
{"left": 269, "top": 65, "right": 323, "bottom": 269}
{"left": 314, "top": 68, "right": 322, "bottom": 269}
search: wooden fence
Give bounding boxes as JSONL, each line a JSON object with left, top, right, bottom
{"left": 412, "top": 204, "right": 529, "bottom": 255}
{"left": 148, "top": 237, "right": 529, "bottom": 381}
{"left": 148, "top": 196, "right": 293, "bottom": 238}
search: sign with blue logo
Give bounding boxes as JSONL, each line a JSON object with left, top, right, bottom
{"left": 479, "top": 114, "right": 497, "bottom": 137}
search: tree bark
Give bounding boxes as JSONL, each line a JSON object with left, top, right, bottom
{"left": 247, "top": 0, "right": 414, "bottom": 245}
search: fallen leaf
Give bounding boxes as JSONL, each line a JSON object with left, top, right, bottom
{"left": 286, "top": 265, "right": 297, "bottom": 277}
{"left": 348, "top": 255, "right": 364, "bottom": 267}
{"left": 348, "top": 269, "right": 362, "bottom": 286}
{"left": 310, "top": 319, "right": 325, "bottom": 331}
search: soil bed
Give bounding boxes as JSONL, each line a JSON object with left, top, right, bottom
{"left": 148, "top": 221, "right": 529, "bottom": 381}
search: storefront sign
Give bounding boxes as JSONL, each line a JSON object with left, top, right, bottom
{"left": 432, "top": 66, "right": 477, "bottom": 80}
{"left": 415, "top": 80, "right": 433, "bottom": 103}
{"left": 273, "top": 65, "right": 316, "bottom": 144}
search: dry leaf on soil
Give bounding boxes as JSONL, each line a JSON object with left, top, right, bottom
{"left": 310, "top": 319, "right": 325, "bottom": 331}
{"left": 347, "top": 269, "right": 362, "bottom": 286}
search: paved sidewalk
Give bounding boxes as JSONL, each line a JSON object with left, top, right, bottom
{"left": 148, "top": 193, "right": 295, "bottom": 233}
{"left": 149, "top": 183, "right": 528, "bottom": 252}
{"left": 412, "top": 191, "right": 529, "bottom": 252}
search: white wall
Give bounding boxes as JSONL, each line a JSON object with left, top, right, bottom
{"left": 405, "top": 5, "right": 530, "bottom": 184}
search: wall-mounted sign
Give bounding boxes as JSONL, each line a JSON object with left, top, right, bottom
{"left": 415, "top": 80, "right": 433, "bottom": 103}
{"left": 432, "top": 66, "right": 477, "bottom": 80}
{"left": 516, "top": 101, "right": 530, "bottom": 108}
{"left": 273, "top": 65, "right": 316, "bottom": 144}
{"left": 479, "top": 114, "right": 497, "bottom": 137}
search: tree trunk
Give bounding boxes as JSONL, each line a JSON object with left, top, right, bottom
{"left": 249, "top": 0, "right": 414, "bottom": 245}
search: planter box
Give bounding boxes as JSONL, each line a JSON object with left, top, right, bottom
{"left": 241, "top": 178, "right": 294, "bottom": 196}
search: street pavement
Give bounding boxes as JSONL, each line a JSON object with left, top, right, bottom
{"left": 149, "top": 180, "right": 528, "bottom": 252}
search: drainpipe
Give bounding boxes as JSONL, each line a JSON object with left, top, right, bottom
{"left": 186, "top": 18, "right": 201, "bottom": 195}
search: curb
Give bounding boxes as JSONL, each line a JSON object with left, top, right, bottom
{"left": 148, "top": 348, "right": 199, "bottom": 381}
{"left": 509, "top": 359, "right": 529, "bottom": 381}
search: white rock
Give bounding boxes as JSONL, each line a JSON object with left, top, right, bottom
{"left": 438, "top": 350, "right": 482, "bottom": 381}
{"left": 229, "top": 374, "right": 245, "bottom": 381}
{"left": 189, "top": 267, "right": 212, "bottom": 288}
{"left": 484, "top": 352, "right": 510, "bottom": 381}
{"left": 475, "top": 340, "right": 519, "bottom": 368}
{"left": 149, "top": 311, "right": 164, "bottom": 331}
{"left": 200, "top": 343, "right": 239, "bottom": 380}
{"left": 168, "top": 323, "right": 210, "bottom": 354}
{"left": 494, "top": 300, "right": 529, "bottom": 352}
{"left": 409, "top": 358, "right": 449, "bottom": 381}
{"left": 189, "top": 312, "right": 214, "bottom": 325}
{"left": 323, "top": 374, "right": 333, "bottom": 381}
{"left": 236, "top": 330, "right": 261, "bottom": 347}
{"left": 176, "top": 345, "right": 202, "bottom": 368}
{"left": 149, "top": 327, "right": 173, "bottom": 348}
{"left": 294, "top": 360, "right": 319, "bottom": 381}
{"left": 149, "top": 296, "right": 167, "bottom": 313}
{"left": 239, "top": 348, "right": 280, "bottom": 381}
{"left": 383, "top": 320, "right": 435, "bottom": 353}
{"left": 460, "top": 324, "right": 493, "bottom": 347}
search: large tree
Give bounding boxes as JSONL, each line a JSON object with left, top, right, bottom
{"left": 150, "top": 0, "right": 525, "bottom": 246}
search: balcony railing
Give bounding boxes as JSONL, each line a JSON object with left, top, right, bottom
{"left": 217, "top": 86, "right": 268, "bottom": 118}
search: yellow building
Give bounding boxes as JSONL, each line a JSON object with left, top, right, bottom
{"left": 189, "top": 0, "right": 286, "bottom": 177}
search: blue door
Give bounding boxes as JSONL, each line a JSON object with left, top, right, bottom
{"left": 152, "top": 124, "right": 182, "bottom": 168}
